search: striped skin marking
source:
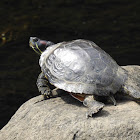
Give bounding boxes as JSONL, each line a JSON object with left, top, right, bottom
{"left": 40, "top": 40, "right": 47, "bottom": 45}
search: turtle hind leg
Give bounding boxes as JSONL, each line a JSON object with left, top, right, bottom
{"left": 83, "top": 95, "right": 105, "bottom": 118}
{"left": 37, "top": 72, "right": 59, "bottom": 99}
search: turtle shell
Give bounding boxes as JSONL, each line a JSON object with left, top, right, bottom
{"left": 39, "top": 39, "right": 126, "bottom": 96}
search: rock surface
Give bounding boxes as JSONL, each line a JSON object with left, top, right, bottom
{"left": 0, "top": 65, "right": 140, "bottom": 140}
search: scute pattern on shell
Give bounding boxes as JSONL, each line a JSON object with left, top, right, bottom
{"left": 40, "top": 39, "right": 126, "bottom": 96}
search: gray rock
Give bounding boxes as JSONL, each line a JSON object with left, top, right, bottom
{"left": 0, "top": 65, "right": 140, "bottom": 140}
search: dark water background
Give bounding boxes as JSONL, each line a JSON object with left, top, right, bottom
{"left": 0, "top": 0, "right": 140, "bottom": 129}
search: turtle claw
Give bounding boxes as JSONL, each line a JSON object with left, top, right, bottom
{"left": 41, "top": 89, "right": 52, "bottom": 99}
{"left": 42, "top": 94, "right": 49, "bottom": 100}
{"left": 83, "top": 95, "right": 105, "bottom": 118}
{"left": 109, "top": 95, "right": 117, "bottom": 106}
{"left": 42, "top": 88, "right": 59, "bottom": 100}
{"left": 86, "top": 103, "right": 104, "bottom": 118}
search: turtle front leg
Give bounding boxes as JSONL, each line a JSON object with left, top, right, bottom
{"left": 37, "top": 72, "right": 59, "bottom": 99}
{"left": 83, "top": 95, "right": 105, "bottom": 118}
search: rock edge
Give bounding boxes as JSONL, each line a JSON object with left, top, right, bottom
{"left": 0, "top": 65, "right": 140, "bottom": 140}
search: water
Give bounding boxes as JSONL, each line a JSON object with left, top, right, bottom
{"left": 0, "top": 0, "right": 140, "bottom": 129}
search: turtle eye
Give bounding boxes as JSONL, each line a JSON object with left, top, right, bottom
{"left": 33, "top": 37, "right": 38, "bottom": 42}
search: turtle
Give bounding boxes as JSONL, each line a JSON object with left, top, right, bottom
{"left": 29, "top": 37, "right": 140, "bottom": 117}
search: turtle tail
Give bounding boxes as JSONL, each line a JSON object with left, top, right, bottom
{"left": 121, "top": 69, "right": 140, "bottom": 100}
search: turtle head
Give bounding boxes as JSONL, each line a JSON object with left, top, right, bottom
{"left": 29, "top": 37, "right": 54, "bottom": 55}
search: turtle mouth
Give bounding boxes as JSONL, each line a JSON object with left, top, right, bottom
{"left": 29, "top": 37, "right": 42, "bottom": 55}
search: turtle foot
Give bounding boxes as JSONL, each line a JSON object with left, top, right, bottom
{"left": 43, "top": 88, "right": 59, "bottom": 100}
{"left": 83, "top": 95, "right": 105, "bottom": 118}
{"left": 86, "top": 103, "right": 104, "bottom": 118}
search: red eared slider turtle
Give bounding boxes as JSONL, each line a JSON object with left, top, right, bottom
{"left": 29, "top": 37, "right": 140, "bottom": 117}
